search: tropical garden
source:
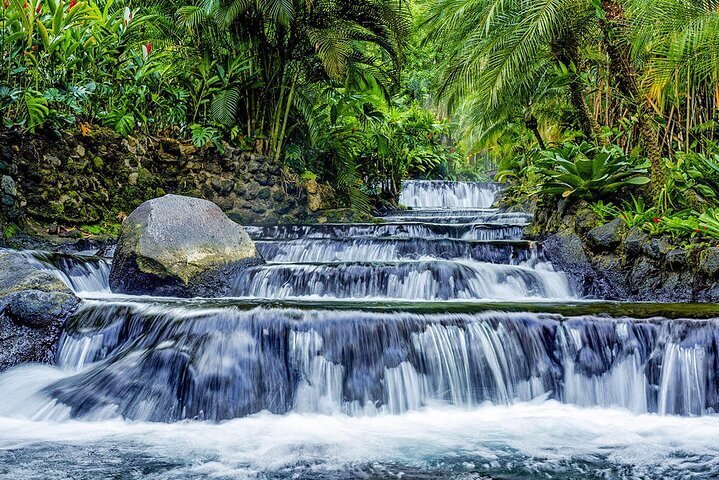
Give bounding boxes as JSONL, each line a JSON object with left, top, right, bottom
{"left": 3, "top": 0, "right": 719, "bottom": 238}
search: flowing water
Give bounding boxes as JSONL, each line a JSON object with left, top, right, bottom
{"left": 1, "top": 180, "right": 719, "bottom": 479}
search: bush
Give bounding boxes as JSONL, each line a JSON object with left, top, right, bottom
{"left": 538, "top": 143, "right": 650, "bottom": 201}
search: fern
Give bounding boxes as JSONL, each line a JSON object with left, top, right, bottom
{"left": 23, "top": 92, "right": 49, "bottom": 132}
{"left": 210, "top": 87, "right": 240, "bottom": 125}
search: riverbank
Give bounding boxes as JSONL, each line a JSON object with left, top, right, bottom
{"left": 531, "top": 199, "right": 719, "bottom": 302}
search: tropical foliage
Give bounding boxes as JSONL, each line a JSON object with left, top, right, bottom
{"left": 422, "top": 0, "right": 719, "bottom": 241}
{"left": 1, "top": 0, "right": 479, "bottom": 211}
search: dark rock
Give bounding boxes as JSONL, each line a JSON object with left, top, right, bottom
{"left": 623, "top": 227, "right": 646, "bottom": 258}
{"left": 573, "top": 206, "right": 599, "bottom": 235}
{"left": 665, "top": 248, "right": 689, "bottom": 270}
{"left": 699, "top": 247, "right": 719, "bottom": 278}
{"left": 628, "top": 257, "right": 659, "bottom": 296}
{"left": 542, "top": 231, "right": 617, "bottom": 298}
{"left": 109, "top": 194, "right": 264, "bottom": 297}
{"left": 211, "top": 177, "right": 234, "bottom": 195}
{"left": 5, "top": 290, "right": 80, "bottom": 328}
{"left": 0, "top": 250, "right": 80, "bottom": 373}
{"left": 641, "top": 238, "right": 671, "bottom": 260}
{"left": 586, "top": 218, "right": 624, "bottom": 252}
{"left": 257, "top": 187, "right": 271, "bottom": 200}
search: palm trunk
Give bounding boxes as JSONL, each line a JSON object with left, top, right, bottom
{"left": 551, "top": 38, "right": 601, "bottom": 143}
{"left": 599, "top": 0, "right": 665, "bottom": 199}
{"left": 525, "top": 114, "right": 546, "bottom": 150}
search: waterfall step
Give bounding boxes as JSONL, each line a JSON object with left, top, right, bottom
{"left": 257, "top": 238, "right": 537, "bottom": 264}
{"left": 227, "top": 260, "right": 572, "bottom": 300}
{"left": 246, "top": 222, "right": 527, "bottom": 241}
{"left": 2, "top": 301, "right": 712, "bottom": 422}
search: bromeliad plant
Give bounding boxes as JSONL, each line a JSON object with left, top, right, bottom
{"left": 538, "top": 143, "right": 650, "bottom": 201}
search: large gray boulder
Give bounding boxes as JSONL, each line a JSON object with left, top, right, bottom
{"left": 109, "top": 195, "right": 263, "bottom": 297}
{"left": 0, "top": 250, "right": 80, "bottom": 372}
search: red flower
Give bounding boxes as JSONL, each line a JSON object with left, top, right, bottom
{"left": 449, "top": 147, "right": 456, "bottom": 154}
{"left": 22, "top": 2, "right": 28, "bottom": 8}
{"left": 652, "top": 217, "right": 661, "bottom": 224}
{"left": 67, "top": 0, "right": 76, "bottom": 10}
{"left": 2, "top": 1, "right": 8, "bottom": 8}
{"left": 694, "top": 229, "right": 700, "bottom": 233}
{"left": 35, "top": 2, "right": 41, "bottom": 13}
{"left": 145, "top": 41, "right": 151, "bottom": 54}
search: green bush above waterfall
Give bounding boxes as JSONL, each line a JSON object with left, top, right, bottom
{"left": 537, "top": 143, "right": 650, "bottom": 200}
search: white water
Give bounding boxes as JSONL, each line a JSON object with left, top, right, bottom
{"left": 1, "top": 180, "right": 717, "bottom": 478}
{"left": 399, "top": 180, "right": 502, "bottom": 208}
{"left": 0, "top": 399, "right": 718, "bottom": 479}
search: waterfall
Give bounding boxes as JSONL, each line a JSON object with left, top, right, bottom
{"left": 398, "top": 180, "right": 503, "bottom": 208}
{"left": 257, "top": 238, "right": 537, "bottom": 264}
{"left": 1, "top": 301, "right": 717, "bottom": 422}
{"left": 2, "top": 180, "right": 718, "bottom": 478}
{"left": 228, "top": 260, "right": 573, "bottom": 300}
{"left": 16, "top": 250, "right": 111, "bottom": 293}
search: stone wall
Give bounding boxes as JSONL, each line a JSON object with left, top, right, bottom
{"left": 0, "top": 128, "right": 325, "bottom": 236}
{"left": 533, "top": 200, "right": 719, "bottom": 302}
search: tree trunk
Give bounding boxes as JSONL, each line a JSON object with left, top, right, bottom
{"left": 599, "top": 0, "right": 665, "bottom": 199}
{"left": 551, "top": 38, "right": 602, "bottom": 143}
{"left": 525, "top": 114, "right": 546, "bottom": 150}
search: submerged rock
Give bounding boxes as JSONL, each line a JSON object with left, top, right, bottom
{"left": 109, "top": 194, "right": 263, "bottom": 297}
{"left": 0, "top": 250, "right": 80, "bottom": 372}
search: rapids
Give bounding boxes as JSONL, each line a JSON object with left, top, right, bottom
{"left": 1, "top": 179, "right": 718, "bottom": 479}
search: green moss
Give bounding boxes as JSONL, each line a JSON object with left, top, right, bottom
{"left": 137, "top": 167, "right": 155, "bottom": 187}
{"left": 3, "top": 223, "right": 20, "bottom": 239}
{"left": 92, "top": 156, "right": 104, "bottom": 170}
{"left": 80, "top": 222, "right": 121, "bottom": 237}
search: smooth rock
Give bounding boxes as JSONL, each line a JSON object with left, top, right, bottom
{"left": 0, "top": 250, "right": 80, "bottom": 372}
{"left": 109, "top": 194, "right": 263, "bottom": 297}
{"left": 5, "top": 289, "right": 80, "bottom": 328}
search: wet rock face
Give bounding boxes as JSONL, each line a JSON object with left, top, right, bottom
{"left": 586, "top": 218, "right": 624, "bottom": 252}
{"left": 109, "top": 195, "right": 264, "bottom": 297}
{"left": 0, "top": 250, "right": 80, "bottom": 373}
{"left": 4, "top": 290, "right": 80, "bottom": 328}
{"left": 536, "top": 202, "right": 719, "bottom": 302}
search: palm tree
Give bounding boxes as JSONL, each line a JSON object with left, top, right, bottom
{"left": 629, "top": 0, "right": 719, "bottom": 154}
{"left": 424, "top": 0, "right": 668, "bottom": 196}
{"left": 424, "top": 0, "right": 598, "bottom": 143}
{"left": 176, "top": 0, "right": 411, "bottom": 161}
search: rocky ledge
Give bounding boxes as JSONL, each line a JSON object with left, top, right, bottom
{"left": 0, "top": 250, "right": 80, "bottom": 373}
{"left": 535, "top": 201, "right": 719, "bottom": 302}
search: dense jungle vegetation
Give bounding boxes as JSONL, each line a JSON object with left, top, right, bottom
{"left": 3, "top": 0, "right": 719, "bottom": 239}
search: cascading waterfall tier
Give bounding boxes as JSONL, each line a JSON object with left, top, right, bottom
{"left": 398, "top": 180, "right": 503, "bottom": 208}
{"left": 1, "top": 180, "right": 719, "bottom": 478}
{"left": 246, "top": 222, "right": 526, "bottom": 241}
{"left": 228, "top": 260, "right": 572, "bottom": 300}
{"left": 17, "top": 250, "right": 111, "bottom": 293}
{"left": 2, "top": 301, "right": 716, "bottom": 422}
{"left": 257, "top": 238, "right": 537, "bottom": 264}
